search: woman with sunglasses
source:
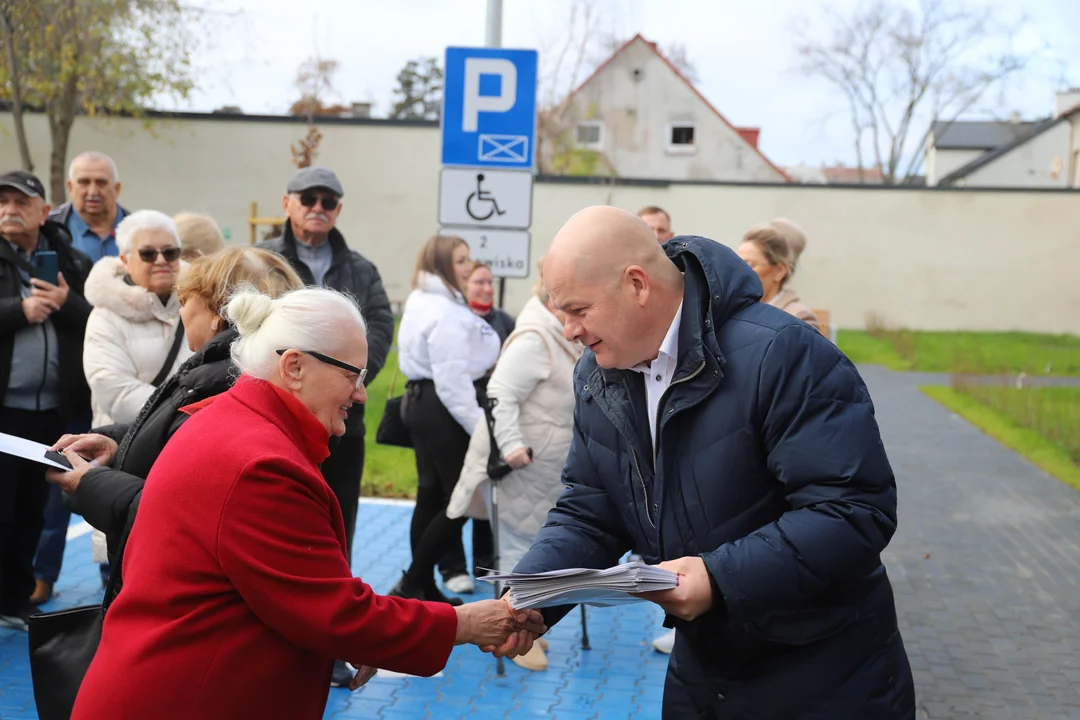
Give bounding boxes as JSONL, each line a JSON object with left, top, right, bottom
{"left": 82, "top": 210, "right": 191, "bottom": 429}
{"left": 78, "top": 210, "right": 191, "bottom": 580}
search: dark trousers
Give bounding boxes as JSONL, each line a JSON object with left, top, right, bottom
{"left": 33, "top": 484, "right": 69, "bottom": 583}
{"left": 320, "top": 434, "right": 365, "bottom": 568}
{"left": 439, "top": 519, "right": 494, "bottom": 579}
{"left": 0, "top": 407, "right": 63, "bottom": 614}
{"left": 404, "top": 381, "right": 471, "bottom": 589}
{"left": 33, "top": 412, "right": 89, "bottom": 584}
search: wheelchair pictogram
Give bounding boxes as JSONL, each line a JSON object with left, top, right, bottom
{"left": 466, "top": 173, "right": 506, "bottom": 221}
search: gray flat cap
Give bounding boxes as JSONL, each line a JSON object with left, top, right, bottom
{"left": 286, "top": 166, "right": 344, "bottom": 197}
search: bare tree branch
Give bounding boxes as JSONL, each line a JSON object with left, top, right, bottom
{"left": 794, "top": 0, "right": 1034, "bottom": 184}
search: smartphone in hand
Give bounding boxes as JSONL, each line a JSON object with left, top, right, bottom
{"left": 33, "top": 251, "right": 59, "bottom": 285}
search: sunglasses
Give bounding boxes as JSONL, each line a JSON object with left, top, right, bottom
{"left": 276, "top": 349, "right": 367, "bottom": 389}
{"left": 137, "top": 247, "right": 181, "bottom": 263}
{"left": 297, "top": 192, "right": 339, "bottom": 211}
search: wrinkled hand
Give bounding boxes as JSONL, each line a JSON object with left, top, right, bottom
{"left": 44, "top": 450, "right": 95, "bottom": 494}
{"left": 634, "top": 556, "right": 714, "bottom": 622}
{"left": 52, "top": 433, "right": 118, "bottom": 467}
{"left": 348, "top": 665, "right": 378, "bottom": 691}
{"left": 31, "top": 273, "right": 69, "bottom": 310}
{"left": 505, "top": 447, "right": 533, "bottom": 470}
{"left": 454, "top": 598, "right": 546, "bottom": 658}
{"left": 21, "top": 295, "right": 56, "bottom": 324}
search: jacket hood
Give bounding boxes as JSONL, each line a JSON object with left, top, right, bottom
{"left": 515, "top": 295, "right": 584, "bottom": 363}
{"left": 665, "top": 235, "right": 763, "bottom": 326}
{"left": 417, "top": 271, "right": 466, "bottom": 304}
{"left": 84, "top": 256, "right": 182, "bottom": 322}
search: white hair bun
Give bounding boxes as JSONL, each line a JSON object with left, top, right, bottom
{"left": 226, "top": 290, "right": 275, "bottom": 336}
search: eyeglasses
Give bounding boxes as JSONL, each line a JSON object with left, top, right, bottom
{"left": 276, "top": 348, "right": 367, "bottom": 389}
{"left": 297, "top": 192, "right": 339, "bottom": 211}
{"left": 137, "top": 247, "right": 181, "bottom": 263}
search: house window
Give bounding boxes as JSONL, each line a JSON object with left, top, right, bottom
{"left": 575, "top": 121, "right": 603, "bottom": 148}
{"left": 666, "top": 123, "right": 696, "bottom": 154}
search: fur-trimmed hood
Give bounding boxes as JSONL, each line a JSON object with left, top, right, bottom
{"left": 84, "top": 256, "right": 183, "bottom": 323}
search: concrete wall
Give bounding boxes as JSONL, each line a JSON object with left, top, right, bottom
{"left": 0, "top": 111, "right": 441, "bottom": 303}
{"left": 512, "top": 180, "right": 1080, "bottom": 336}
{"left": 1, "top": 110, "right": 1077, "bottom": 335}
{"left": 567, "top": 39, "right": 785, "bottom": 183}
{"left": 963, "top": 121, "right": 1071, "bottom": 189}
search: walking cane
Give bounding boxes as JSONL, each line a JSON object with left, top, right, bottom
{"left": 481, "top": 395, "right": 515, "bottom": 677}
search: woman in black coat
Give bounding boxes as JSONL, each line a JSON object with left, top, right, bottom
{"left": 47, "top": 247, "right": 303, "bottom": 594}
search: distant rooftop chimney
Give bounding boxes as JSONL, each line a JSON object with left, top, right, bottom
{"left": 1054, "top": 88, "right": 1080, "bottom": 118}
{"left": 213, "top": 105, "right": 243, "bottom": 114}
{"left": 349, "top": 102, "right": 372, "bottom": 119}
{"left": 1008, "top": 110, "right": 1022, "bottom": 124}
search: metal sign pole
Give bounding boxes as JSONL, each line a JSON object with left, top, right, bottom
{"left": 485, "top": 0, "right": 508, "bottom": 676}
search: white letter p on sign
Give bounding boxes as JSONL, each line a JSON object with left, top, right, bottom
{"left": 462, "top": 58, "right": 517, "bottom": 132}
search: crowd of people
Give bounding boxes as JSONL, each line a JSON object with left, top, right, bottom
{"left": 0, "top": 150, "right": 916, "bottom": 719}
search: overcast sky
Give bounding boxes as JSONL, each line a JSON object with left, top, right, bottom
{"left": 176, "top": 0, "right": 1080, "bottom": 169}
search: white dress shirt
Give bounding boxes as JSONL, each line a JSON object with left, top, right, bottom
{"left": 631, "top": 301, "right": 683, "bottom": 449}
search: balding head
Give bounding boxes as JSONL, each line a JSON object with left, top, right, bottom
{"left": 66, "top": 151, "right": 121, "bottom": 221}
{"left": 545, "top": 206, "right": 684, "bottom": 369}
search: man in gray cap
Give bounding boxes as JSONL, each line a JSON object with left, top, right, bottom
{"left": 0, "top": 170, "right": 92, "bottom": 630}
{"left": 259, "top": 166, "right": 394, "bottom": 685}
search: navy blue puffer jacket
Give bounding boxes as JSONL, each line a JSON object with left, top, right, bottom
{"left": 514, "top": 236, "right": 915, "bottom": 719}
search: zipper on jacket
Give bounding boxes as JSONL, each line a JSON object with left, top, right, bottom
{"left": 35, "top": 323, "right": 48, "bottom": 411}
{"left": 653, "top": 360, "right": 706, "bottom": 467}
{"left": 629, "top": 446, "right": 655, "bottom": 529}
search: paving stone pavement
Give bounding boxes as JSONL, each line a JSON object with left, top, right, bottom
{"left": 863, "top": 366, "right": 1080, "bottom": 720}
{"left": 2, "top": 365, "right": 1078, "bottom": 719}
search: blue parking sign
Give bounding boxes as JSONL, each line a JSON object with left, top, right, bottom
{"left": 442, "top": 47, "right": 538, "bottom": 170}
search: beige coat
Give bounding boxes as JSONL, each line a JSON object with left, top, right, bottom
{"left": 446, "top": 296, "right": 584, "bottom": 570}
{"left": 770, "top": 288, "right": 821, "bottom": 332}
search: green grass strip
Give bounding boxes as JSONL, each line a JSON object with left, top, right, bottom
{"left": 920, "top": 386, "right": 1080, "bottom": 492}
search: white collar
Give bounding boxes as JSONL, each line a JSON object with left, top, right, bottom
{"left": 633, "top": 301, "right": 683, "bottom": 372}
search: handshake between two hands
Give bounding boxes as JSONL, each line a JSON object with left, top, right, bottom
{"left": 347, "top": 598, "right": 546, "bottom": 692}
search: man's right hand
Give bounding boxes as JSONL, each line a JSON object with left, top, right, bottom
{"left": 52, "top": 433, "right": 119, "bottom": 467}
{"left": 22, "top": 295, "right": 57, "bottom": 324}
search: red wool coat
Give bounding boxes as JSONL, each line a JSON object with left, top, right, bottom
{"left": 72, "top": 376, "right": 458, "bottom": 719}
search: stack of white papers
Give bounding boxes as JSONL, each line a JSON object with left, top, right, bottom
{"left": 479, "top": 561, "right": 678, "bottom": 609}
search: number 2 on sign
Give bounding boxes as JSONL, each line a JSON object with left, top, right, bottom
{"left": 479, "top": 235, "right": 488, "bottom": 248}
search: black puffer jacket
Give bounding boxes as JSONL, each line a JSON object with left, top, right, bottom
{"left": 0, "top": 220, "right": 93, "bottom": 419}
{"left": 258, "top": 223, "right": 393, "bottom": 436}
{"left": 71, "top": 328, "right": 238, "bottom": 600}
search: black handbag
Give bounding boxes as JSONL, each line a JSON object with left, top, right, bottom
{"left": 28, "top": 534, "right": 126, "bottom": 720}
{"left": 375, "top": 365, "right": 413, "bottom": 448}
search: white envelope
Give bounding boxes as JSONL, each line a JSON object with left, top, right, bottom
{"left": 478, "top": 134, "right": 529, "bottom": 162}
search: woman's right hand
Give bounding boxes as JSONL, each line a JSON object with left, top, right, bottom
{"left": 505, "top": 447, "right": 533, "bottom": 470}
{"left": 52, "top": 433, "right": 119, "bottom": 467}
{"left": 453, "top": 598, "right": 546, "bottom": 655}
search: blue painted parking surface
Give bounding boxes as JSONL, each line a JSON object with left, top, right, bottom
{"left": 0, "top": 500, "right": 668, "bottom": 719}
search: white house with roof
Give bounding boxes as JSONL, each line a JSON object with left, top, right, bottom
{"left": 546, "top": 34, "right": 788, "bottom": 183}
{"left": 924, "top": 90, "right": 1080, "bottom": 188}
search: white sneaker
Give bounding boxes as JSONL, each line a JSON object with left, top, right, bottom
{"left": 444, "top": 574, "right": 475, "bottom": 594}
{"left": 651, "top": 629, "right": 676, "bottom": 654}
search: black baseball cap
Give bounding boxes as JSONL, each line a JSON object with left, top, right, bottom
{"left": 0, "top": 170, "right": 46, "bottom": 198}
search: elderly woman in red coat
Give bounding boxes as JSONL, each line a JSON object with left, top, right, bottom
{"left": 70, "top": 287, "right": 544, "bottom": 720}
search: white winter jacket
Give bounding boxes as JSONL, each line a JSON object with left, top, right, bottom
{"left": 447, "top": 296, "right": 584, "bottom": 569}
{"left": 83, "top": 256, "right": 193, "bottom": 427}
{"left": 397, "top": 272, "right": 501, "bottom": 433}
